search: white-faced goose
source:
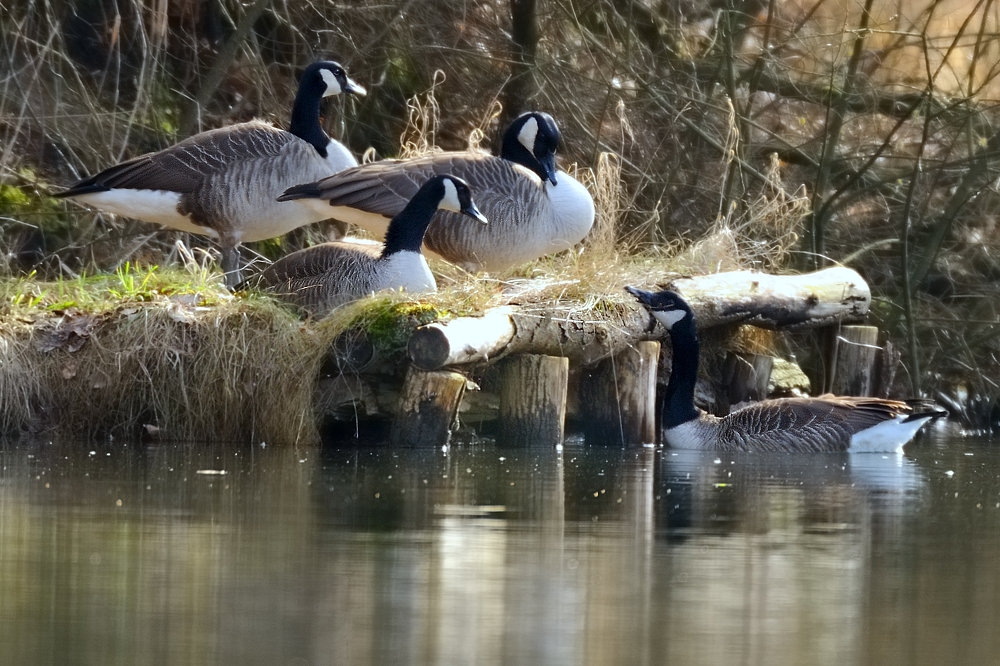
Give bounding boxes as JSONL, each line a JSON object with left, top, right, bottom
{"left": 248, "top": 175, "right": 487, "bottom": 316}
{"left": 625, "top": 286, "right": 945, "bottom": 452}
{"left": 55, "top": 61, "right": 366, "bottom": 288}
{"left": 277, "top": 111, "right": 595, "bottom": 273}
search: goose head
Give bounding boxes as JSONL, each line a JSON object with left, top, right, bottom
{"left": 382, "top": 175, "right": 487, "bottom": 257}
{"left": 625, "top": 286, "right": 694, "bottom": 331}
{"left": 437, "top": 175, "right": 489, "bottom": 224}
{"left": 503, "top": 112, "right": 560, "bottom": 186}
{"left": 302, "top": 61, "right": 367, "bottom": 98}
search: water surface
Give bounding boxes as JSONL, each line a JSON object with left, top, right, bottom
{"left": 1, "top": 430, "right": 998, "bottom": 666}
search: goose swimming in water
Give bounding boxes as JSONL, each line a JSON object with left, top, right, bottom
{"left": 278, "top": 111, "right": 595, "bottom": 273}
{"left": 248, "top": 175, "right": 487, "bottom": 316}
{"left": 625, "top": 286, "right": 945, "bottom": 452}
{"left": 55, "top": 61, "right": 366, "bottom": 288}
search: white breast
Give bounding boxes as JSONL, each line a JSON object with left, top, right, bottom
{"left": 375, "top": 251, "right": 436, "bottom": 293}
{"left": 544, "top": 170, "right": 596, "bottom": 250}
{"left": 323, "top": 139, "right": 360, "bottom": 172}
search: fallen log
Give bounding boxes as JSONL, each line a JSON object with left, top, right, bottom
{"left": 667, "top": 266, "right": 871, "bottom": 329}
{"left": 408, "top": 267, "right": 870, "bottom": 370}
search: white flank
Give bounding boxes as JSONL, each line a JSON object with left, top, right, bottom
{"left": 439, "top": 178, "right": 461, "bottom": 213}
{"left": 319, "top": 69, "right": 341, "bottom": 96}
{"left": 517, "top": 117, "right": 539, "bottom": 153}
{"left": 75, "top": 190, "right": 195, "bottom": 231}
{"left": 322, "top": 206, "right": 392, "bottom": 239}
{"left": 653, "top": 309, "right": 688, "bottom": 329}
{"left": 849, "top": 415, "right": 933, "bottom": 453}
{"left": 378, "top": 251, "right": 436, "bottom": 293}
{"left": 664, "top": 421, "right": 713, "bottom": 450}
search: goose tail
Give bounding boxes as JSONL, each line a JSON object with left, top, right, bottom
{"left": 52, "top": 182, "right": 110, "bottom": 198}
{"left": 278, "top": 181, "right": 324, "bottom": 202}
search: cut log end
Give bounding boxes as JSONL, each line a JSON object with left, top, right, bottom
{"left": 408, "top": 326, "right": 452, "bottom": 370}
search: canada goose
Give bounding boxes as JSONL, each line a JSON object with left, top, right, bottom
{"left": 250, "top": 175, "right": 487, "bottom": 315}
{"left": 625, "top": 286, "right": 945, "bottom": 452}
{"left": 277, "top": 111, "right": 595, "bottom": 272}
{"left": 54, "top": 61, "right": 366, "bottom": 288}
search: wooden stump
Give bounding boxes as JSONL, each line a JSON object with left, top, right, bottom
{"left": 580, "top": 342, "right": 660, "bottom": 445}
{"left": 498, "top": 354, "right": 569, "bottom": 447}
{"left": 323, "top": 328, "right": 376, "bottom": 374}
{"left": 389, "top": 367, "right": 467, "bottom": 447}
{"left": 723, "top": 353, "right": 774, "bottom": 407}
{"left": 830, "top": 325, "right": 880, "bottom": 397}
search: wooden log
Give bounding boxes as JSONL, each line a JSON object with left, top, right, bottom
{"left": 408, "top": 307, "right": 516, "bottom": 370}
{"left": 389, "top": 367, "right": 467, "bottom": 447}
{"left": 579, "top": 342, "right": 660, "bottom": 445}
{"left": 323, "top": 328, "right": 376, "bottom": 375}
{"left": 407, "top": 267, "right": 870, "bottom": 370}
{"left": 829, "top": 325, "right": 880, "bottom": 397}
{"left": 498, "top": 355, "right": 569, "bottom": 447}
{"left": 667, "top": 266, "right": 870, "bottom": 329}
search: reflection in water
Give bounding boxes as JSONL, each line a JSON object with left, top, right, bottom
{"left": 1, "top": 436, "right": 999, "bottom": 665}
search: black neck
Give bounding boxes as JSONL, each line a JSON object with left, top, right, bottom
{"left": 500, "top": 129, "right": 544, "bottom": 180}
{"left": 289, "top": 85, "right": 330, "bottom": 157}
{"left": 381, "top": 184, "right": 441, "bottom": 258}
{"left": 661, "top": 319, "right": 702, "bottom": 428}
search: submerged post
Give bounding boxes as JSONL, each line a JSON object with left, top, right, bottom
{"left": 498, "top": 354, "right": 569, "bottom": 447}
{"left": 580, "top": 342, "right": 660, "bottom": 445}
{"left": 389, "top": 367, "right": 468, "bottom": 447}
{"left": 830, "top": 325, "right": 880, "bottom": 397}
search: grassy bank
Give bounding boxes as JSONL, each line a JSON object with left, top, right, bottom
{"left": 1, "top": 231, "right": 778, "bottom": 442}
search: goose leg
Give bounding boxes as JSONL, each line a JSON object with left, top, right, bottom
{"left": 220, "top": 245, "right": 242, "bottom": 290}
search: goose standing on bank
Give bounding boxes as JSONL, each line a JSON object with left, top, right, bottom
{"left": 625, "top": 286, "right": 945, "bottom": 452}
{"left": 277, "top": 111, "right": 595, "bottom": 273}
{"left": 55, "top": 61, "right": 366, "bottom": 288}
{"left": 249, "top": 175, "right": 487, "bottom": 316}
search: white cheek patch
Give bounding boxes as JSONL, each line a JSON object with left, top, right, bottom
{"left": 439, "top": 178, "right": 461, "bottom": 212}
{"left": 653, "top": 309, "right": 687, "bottom": 329}
{"left": 320, "top": 69, "right": 342, "bottom": 96}
{"left": 517, "top": 117, "right": 539, "bottom": 153}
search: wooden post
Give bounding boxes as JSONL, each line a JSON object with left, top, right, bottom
{"left": 872, "top": 333, "right": 900, "bottom": 398}
{"left": 830, "top": 325, "right": 880, "bottom": 397}
{"left": 723, "top": 353, "right": 774, "bottom": 407}
{"left": 498, "top": 354, "right": 569, "bottom": 447}
{"left": 580, "top": 342, "right": 660, "bottom": 445}
{"left": 389, "top": 367, "right": 467, "bottom": 447}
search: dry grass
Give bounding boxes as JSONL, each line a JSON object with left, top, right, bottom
{"left": 0, "top": 268, "right": 332, "bottom": 442}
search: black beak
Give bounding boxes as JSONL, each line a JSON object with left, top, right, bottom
{"left": 540, "top": 152, "right": 558, "bottom": 186}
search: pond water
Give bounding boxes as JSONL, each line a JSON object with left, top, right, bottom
{"left": 1, "top": 428, "right": 999, "bottom": 666}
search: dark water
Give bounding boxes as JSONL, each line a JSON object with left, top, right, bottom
{"left": 2, "top": 428, "right": 999, "bottom": 666}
